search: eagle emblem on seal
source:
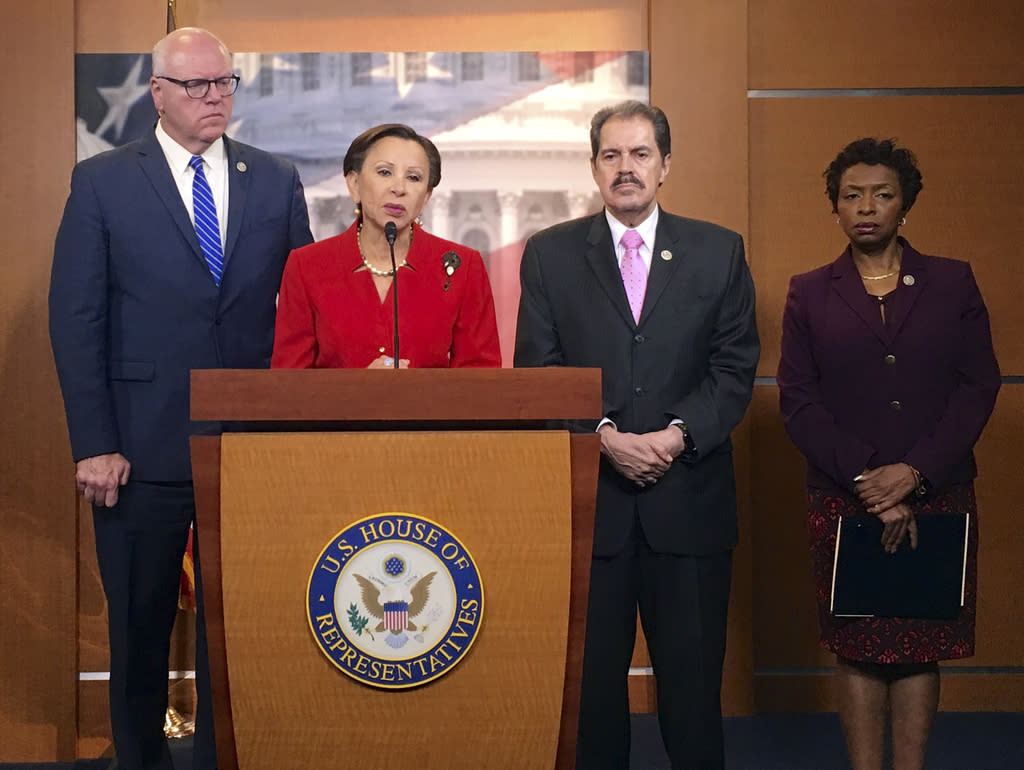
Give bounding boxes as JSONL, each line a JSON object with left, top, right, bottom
{"left": 354, "top": 571, "right": 437, "bottom": 649}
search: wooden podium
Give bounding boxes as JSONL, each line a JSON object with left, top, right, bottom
{"left": 189, "top": 368, "right": 601, "bottom": 770}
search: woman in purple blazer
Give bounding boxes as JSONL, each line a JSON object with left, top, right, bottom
{"left": 778, "top": 138, "right": 1000, "bottom": 770}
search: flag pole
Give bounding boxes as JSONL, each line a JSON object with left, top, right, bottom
{"left": 163, "top": 2, "right": 195, "bottom": 737}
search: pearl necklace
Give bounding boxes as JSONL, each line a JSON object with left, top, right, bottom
{"left": 357, "top": 222, "right": 411, "bottom": 276}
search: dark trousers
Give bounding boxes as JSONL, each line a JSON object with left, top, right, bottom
{"left": 92, "top": 481, "right": 217, "bottom": 770}
{"left": 576, "top": 518, "right": 733, "bottom": 770}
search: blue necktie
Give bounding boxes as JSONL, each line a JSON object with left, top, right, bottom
{"left": 189, "top": 155, "right": 224, "bottom": 285}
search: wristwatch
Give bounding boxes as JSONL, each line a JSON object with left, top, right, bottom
{"left": 674, "top": 421, "right": 698, "bottom": 459}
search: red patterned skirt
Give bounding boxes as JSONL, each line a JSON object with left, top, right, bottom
{"left": 808, "top": 483, "right": 978, "bottom": 664}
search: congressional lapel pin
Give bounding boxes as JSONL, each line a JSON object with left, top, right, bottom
{"left": 660, "top": 249, "right": 673, "bottom": 261}
{"left": 903, "top": 274, "right": 915, "bottom": 286}
{"left": 442, "top": 251, "right": 461, "bottom": 291}
{"left": 236, "top": 161, "right": 247, "bottom": 173}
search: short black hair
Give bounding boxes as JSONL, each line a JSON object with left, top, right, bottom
{"left": 590, "top": 101, "right": 671, "bottom": 161}
{"left": 823, "top": 138, "right": 923, "bottom": 213}
{"left": 343, "top": 124, "right": 442, "bottom": 190}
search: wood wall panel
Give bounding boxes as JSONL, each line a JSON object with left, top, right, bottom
{"left": 652, "top": 0, "right": 749, "bottom": 236}
{"left": 749, "top": 0, "right": 1024, "bottom": 89}
{"left": 748, "top": 389, "right": 825, "bottom": 670}
{"left": 0, "top": 0, "right": 78, "bottom": 762}
{"left": 77, "top": 0, "right": 648, "bottom": 52}
{"left": 650, "top": 0, "right": 754, "bottom": 716}
{"left": 750, "top": 96, "right": 1024, "bottom": 376}
{"left": 967, "top": 385, "right": 1024, "bottom": 664}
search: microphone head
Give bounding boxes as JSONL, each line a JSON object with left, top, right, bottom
{"left": 384, "top": 221, "right": 398, "bottom": 245}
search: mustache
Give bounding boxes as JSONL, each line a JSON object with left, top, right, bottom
{"left": 612, "top": 173, "right": 644, "bottom": 189}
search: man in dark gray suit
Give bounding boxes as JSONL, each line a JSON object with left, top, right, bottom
{"left": 514, "top": 101, "right": 759, "bottom": 769}
{"left": 49, "top": 27, "right": 312, "bottom": 770}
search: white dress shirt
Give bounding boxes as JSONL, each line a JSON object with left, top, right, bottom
{"left": 155, "top": 121, "right": 229, "bottom": 251}
{"left": 605, "top": 206, "right": 659, "bottom": 275}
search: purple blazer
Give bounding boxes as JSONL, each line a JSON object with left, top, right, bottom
{"left": 778, "top": 238, "right": 1000, "bottom": 493}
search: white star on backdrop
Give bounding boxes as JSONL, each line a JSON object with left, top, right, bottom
{"left": 94, "top": 55, "right": 150, "bottom": 141}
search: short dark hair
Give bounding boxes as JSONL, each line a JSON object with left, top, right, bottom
{"left": 343, "top": 124, "right": 442, "bottom": 190}
{"left": 590, "top": 101, "right": 671, "bottom": 161}
{"left": 823, "top": 138, "right": 923, "bottom": 213}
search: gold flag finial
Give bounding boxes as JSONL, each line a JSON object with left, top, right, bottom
{"left": 166, "top": 0, "right": 177, "bottom": 33}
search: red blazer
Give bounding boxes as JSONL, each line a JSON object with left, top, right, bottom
{"left": 272, "top": 222, "right": 501, "bottom": 369}
{"left": 778, "top": 238, "right": 1000, "bottom": 493}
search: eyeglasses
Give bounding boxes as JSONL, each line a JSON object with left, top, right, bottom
{"left": 155, "top": 75, "right": 240, "bottom": 99}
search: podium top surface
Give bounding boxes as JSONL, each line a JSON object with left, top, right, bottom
{"left": 191, "top": 368, "right": 602, "bottom": 423}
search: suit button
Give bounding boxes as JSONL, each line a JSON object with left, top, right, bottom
{"left": 885, "top": 354, "right": 896, "bottom": 365}
{"left": 634, "top": 334, "right": 645, "bottom": 343}
{"left": 634, "top": 387, "right": 644, "bottom": 396}
{"left": 214, "top": 317, "right": 223, "bottom": 326}
{"left": 890, "top": 400, "right": 902, "bottom": 411}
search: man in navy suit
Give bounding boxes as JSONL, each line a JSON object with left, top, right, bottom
{"left": 49, "top": 27, "right": 312, "bottom": 770}
{"left": 514, "top": 101, "right": 759, "bottom": 768}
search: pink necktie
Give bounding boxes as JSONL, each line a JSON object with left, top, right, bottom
{"left": 619, "top": 228, "right": 647, "bottom": 323}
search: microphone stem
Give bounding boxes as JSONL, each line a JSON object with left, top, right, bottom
{"left": 388, "top": 239, "right": 399, "bottom": 369}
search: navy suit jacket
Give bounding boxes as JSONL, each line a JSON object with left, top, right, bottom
{"left": 49, "top": 129, "right": 313, "bottom": 481}
{"left": 778, "top": 238, "right": 1001, "bottom": 493}
{"left": 514, "top": 209, "right": 760, "bottom": 556}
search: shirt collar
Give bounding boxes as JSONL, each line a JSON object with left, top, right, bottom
{"left": 155, "top": 120, "right": 227, "bottom": 174}
{"left": 605, "top": 206, "right": 660, "bottom": 251}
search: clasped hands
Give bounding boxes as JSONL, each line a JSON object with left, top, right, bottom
{"left": 367, "top": 355, "right": 410, "bottom": 369}
{"left": 854, "top": 463, "right": 919, "bottom": 553}
{"left": 599, "top": 424, "right": 685, "bottom": 488}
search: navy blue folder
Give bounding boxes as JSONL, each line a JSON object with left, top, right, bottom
{"left": 830, "top": 513, "right": 969, "bottom": 619}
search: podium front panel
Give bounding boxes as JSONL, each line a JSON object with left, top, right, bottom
{"left": 218, "top": 430, "right": 573, "bottom": 769}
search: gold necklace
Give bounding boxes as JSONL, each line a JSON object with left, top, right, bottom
{"left": 357, "top": 222, "right": 412, "bottom": 276}
{"left": 859, "top": 269, "right": 899, "bottom": 281}
{"left": 857, "top": 244, "right": 902, "bottom": 281}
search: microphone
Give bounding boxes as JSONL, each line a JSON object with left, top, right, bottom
{"left": 384, "top": 222, "right": 399, "bottom": 369}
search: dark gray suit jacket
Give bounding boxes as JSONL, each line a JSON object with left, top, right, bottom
{"left": 49, "top": 129, "right": 313, "bottom": 481}
{"left": 514, "top": 209, "right": 759, "bottom": 556}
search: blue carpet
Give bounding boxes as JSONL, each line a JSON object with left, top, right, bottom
{"left": 3, "top": 712, "right": 1023, "bottom": 768}
{"left": 635, "top": 711, "right": 1024, "bottom": 769}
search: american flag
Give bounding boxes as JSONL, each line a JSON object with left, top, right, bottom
{"left": 74, "top": 50, "right": 650, "bottom": 363}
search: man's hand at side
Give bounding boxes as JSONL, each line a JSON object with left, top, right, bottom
{"left": 76, "top": 453, "right": 131, "bottom": 507}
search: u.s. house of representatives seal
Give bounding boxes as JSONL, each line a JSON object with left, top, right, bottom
{"left": 307, "top": 513, "right": 484, "bottom": 689}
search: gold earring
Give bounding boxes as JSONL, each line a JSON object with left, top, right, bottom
{"left": 353, "top": 203, "right": 361, "bottom": 218}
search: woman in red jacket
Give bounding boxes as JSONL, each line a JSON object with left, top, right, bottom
{"left": 272, "top": 124, "right": 501, "bottom": 369}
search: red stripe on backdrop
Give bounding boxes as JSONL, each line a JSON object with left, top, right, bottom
{"left": 488, "top": 238, "right": 527, "bottom": 367}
